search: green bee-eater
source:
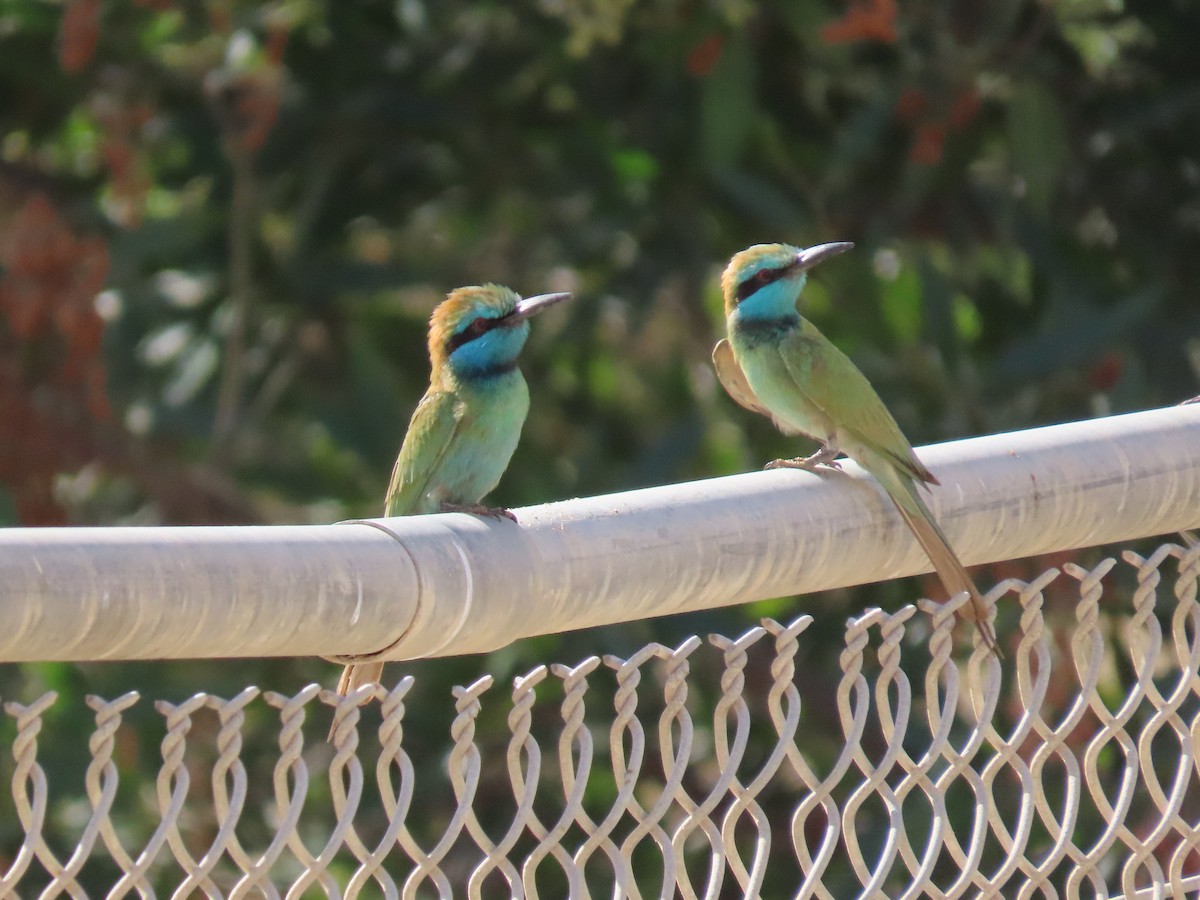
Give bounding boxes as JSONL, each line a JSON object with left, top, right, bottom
{"left": 334, "top": 284, "right": 571, "bottom": 698}
{"left": 713, "top": 243, "right": 998, "bottom": 653}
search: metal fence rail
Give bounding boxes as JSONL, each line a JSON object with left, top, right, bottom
{"left": 2, "top": 541, "right": 1197, "bottom": 897}
{"left": 0, "top": 406, "right": 1197, "bottom": 664}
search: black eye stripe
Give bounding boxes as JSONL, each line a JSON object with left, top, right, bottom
{"left": 445, "top": 314, "right": 511, "bottom": 353}
{"left": 735, "top": 265, "right": 790, "bottom": 303}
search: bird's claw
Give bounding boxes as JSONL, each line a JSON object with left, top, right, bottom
{"left": 763, "top": 458, "right": 801, "bottom": 472}
{"left": 440, "top": 502, "right": 518, "bottom": 523}
{"left": 764, "top": 452, "right": 842, "bottom": 472}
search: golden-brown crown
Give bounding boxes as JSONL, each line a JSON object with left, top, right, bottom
{"left": 720, "top": 243, "right": 800, "bottom": 316}
{"left": 427, "top": 284, "right": 520, "bottom": 373}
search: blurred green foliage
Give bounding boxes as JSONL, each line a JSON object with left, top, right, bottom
{"left": 1, "top": 0, "right": 1198, "bottom": 890}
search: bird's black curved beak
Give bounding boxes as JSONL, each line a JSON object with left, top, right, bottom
{"left": 511, "top": 291, "right": 572, "bottom": 322}
{"left": 795, "top": 242, "right": 854, "bottom": 272}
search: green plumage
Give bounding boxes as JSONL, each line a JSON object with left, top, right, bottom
{"left": 384, "top": 375, "right": 529, "bottom": 517}
{"left": 715, "top": 243, "right": 998, "bottom": 655}
{"left": 331, "top": 285, "right": 569, "bottom": 712}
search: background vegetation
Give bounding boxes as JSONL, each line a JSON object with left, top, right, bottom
{"left": 1, "top": 0, "right": 1198, "bottom": 891}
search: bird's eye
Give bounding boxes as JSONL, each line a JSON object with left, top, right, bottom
{"left": 754, "top": 270, "right": 773, "bottom": 285}
{"left": 469, "top": 317, "right": 488, "bottom": 335}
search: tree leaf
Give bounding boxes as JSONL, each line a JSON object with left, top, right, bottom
{"left": 700, "top": 34, "right": 756, "bottom": 170}
{"left": 1007, "top": 81, "right": 1069, "bottom": 216}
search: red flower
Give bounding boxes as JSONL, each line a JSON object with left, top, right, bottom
{"left": 821, "top": 0, "right": 898, "bottom": 45}
{"left": 687, "top": 34, "right": 725, "bottom": 77}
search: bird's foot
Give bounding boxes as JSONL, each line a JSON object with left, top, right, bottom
{"left": 765, "top": 447, "right": 842, "bottom": 472}
{"left": 440, "top": 502, "right": 518, "bottom": 522}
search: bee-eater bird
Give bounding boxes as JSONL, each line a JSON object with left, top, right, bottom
{"left": 712, "top": 243, "right": 998, "bottom": 654}
{"left": 333, "top": 284, "right": 571, "bottom": 700}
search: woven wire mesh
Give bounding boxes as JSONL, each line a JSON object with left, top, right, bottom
{"left": 1, "top": 541, "right": 1198, "bottom": 898}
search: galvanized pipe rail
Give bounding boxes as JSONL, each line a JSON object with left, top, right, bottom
{"left": 0, "top": 405, "right": 1197, "bottom": 663}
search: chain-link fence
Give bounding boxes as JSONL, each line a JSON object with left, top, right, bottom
{"left": 3, "top": 540, "right": 1197, "bottom": 897}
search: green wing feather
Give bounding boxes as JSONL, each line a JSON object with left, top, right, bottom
{"left": 776, "top": 326, "right": 937, "bottom": 485}
{"left": 774, "top": 325, "right": 997, "bottom": 651}
{"left": 384, "top": 388, "right": 464, "bottom": 516}
{"left": 333, "top": 388, "right": 465, "bottom": 715}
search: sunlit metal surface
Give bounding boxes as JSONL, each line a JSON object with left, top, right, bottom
{"left": 0, "top": 406, "right": 1198, "bottom": 664}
